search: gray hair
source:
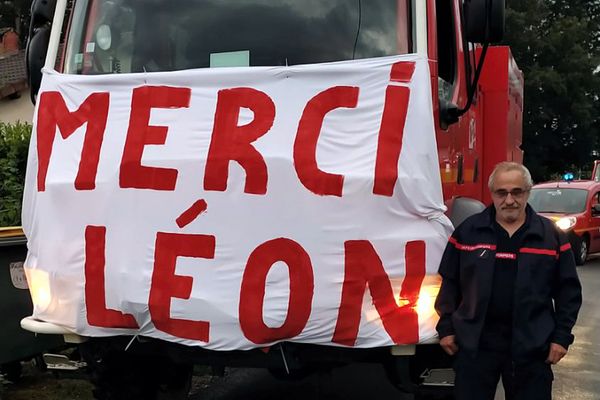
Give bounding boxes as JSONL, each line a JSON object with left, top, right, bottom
{"left": 488, "top": 162, "right": 533, "bottom": 191}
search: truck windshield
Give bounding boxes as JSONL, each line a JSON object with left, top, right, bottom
{"left": 63, "top": 0, "right": 407, "bottom": 74}
{"left": 528, "top": 188, "right": 588, "bottom": 214}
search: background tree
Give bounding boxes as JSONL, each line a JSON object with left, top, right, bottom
{"left": 504, "top": 0, "right": 600, "bottom": 181}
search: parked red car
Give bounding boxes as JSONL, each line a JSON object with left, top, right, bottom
{"left": 529, "top": 179, "right": 600, "bottom": 265}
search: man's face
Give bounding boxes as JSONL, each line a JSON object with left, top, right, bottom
{"left": 490, "top": 170, "right": 530, "bottom": 224}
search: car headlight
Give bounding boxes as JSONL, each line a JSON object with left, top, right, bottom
{"left": 555, "top": 216, "right": 577, "bottom": 231}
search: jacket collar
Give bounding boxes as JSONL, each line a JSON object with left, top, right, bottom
{"left": 474, "top": 204, "right": 545, "bottom": 240}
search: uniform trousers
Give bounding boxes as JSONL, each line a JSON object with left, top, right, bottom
{"left": 453, "top": 350, "right": 553, "bottom": 400}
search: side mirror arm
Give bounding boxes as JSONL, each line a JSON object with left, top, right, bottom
{"left": 441, "top": 0, "right": 504, "bottom": 126}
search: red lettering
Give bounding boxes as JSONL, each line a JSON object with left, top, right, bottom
{"left": 294, "top": 86, "right": 358, "bottom": 197}
{"left": 239, "top": 238, "right": 314, "bottom": 344}
{"left": 36, "top": 91, "right": 109, "bottom": 191}
{"left": 373, "top": 62, "right": 415, "bottom": 196}
{"left": 149, "top": 232, "right": 216, "bottom": 342}
{"left": 204, "top": 88, "right": 275, "bottom": 195}
{"left": 333, "top": 240, "right": 425, "bottom": 346}
{"left": 120, "top": 86, "right": 191, "bottom": 190}
{"left": 84, "top": 226, "right": 139, "bottom": 328}
{"left": 176, "top": 199, "right": 208, "bottom": 228}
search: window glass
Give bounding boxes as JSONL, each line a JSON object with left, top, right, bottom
{"left": 435, "top": 0, "right": 456, "bottom": 100}
{"left": 528, "top": 188, "right": 588, "bottom": 214}
{"left": 64, "top": 0, "right": 408, "bottom": 74}
{"left": 592, "top": 192, "right": 600, "bottom": 207}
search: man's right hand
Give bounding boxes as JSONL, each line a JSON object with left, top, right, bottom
{"left": 440, "top": 335, "right": 459, "bottom": 355}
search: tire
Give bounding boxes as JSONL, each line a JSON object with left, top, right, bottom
{"left": 83, "top": 343, "right": 192, "bottom": 400}
{"left": 0, "top": 361, "right": 23, "bottom": 383}
{"left": 575, "top": 236, "right": 589, "bottom": 266}
{"left": 33, "top": 355, "right": 48, "bottom": 372}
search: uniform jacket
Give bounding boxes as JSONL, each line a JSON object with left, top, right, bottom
{"left": 435, "top": 205, "right": 582, "bottom": 362}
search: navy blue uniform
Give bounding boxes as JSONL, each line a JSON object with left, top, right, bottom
{"left": 435, "top": 205, "right": 582, "bottom": 400}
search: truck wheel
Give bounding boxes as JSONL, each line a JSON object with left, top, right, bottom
{"left": 0, "top": 361, "right": 22, "bottom": 383}
{"left": 575, "top": 236, "right": 589, "bottom": 266}
{"left": 85, "top": 347, "right": 192, "bottom": 400}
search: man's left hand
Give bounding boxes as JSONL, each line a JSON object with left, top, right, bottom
{"left": 546, "top": 343, "right": 568, "bottom": 364}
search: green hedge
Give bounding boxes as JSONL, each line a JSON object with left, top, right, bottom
{"left": 0, "top": 121, "right": 31, "bottom": 227}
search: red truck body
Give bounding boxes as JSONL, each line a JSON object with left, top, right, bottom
{"left": 20, "top": 0, "right": 523, "bottom": 396}
{"left": 420, "top": 1, "right": 524, "bottom": 208}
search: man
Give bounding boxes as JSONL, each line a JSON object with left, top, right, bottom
{"left": 435, "top": 162, "right": 582, "bottom": 400}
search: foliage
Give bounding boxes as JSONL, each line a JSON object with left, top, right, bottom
{"left": 0, "top": 121, "right": 31, "bottom": 227}
{"left": 504, "top": 0, "right": 600, "bottom": 181}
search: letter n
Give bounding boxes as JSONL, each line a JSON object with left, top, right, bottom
{"left": 333, "top": 240, "right": 425, "bottom": 346}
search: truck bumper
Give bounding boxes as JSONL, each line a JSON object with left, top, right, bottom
{"left": 20, "top": 316, "right": 87, "bottom": 343}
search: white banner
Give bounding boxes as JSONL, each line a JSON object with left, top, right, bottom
{"left": 22, "top": 54, "right": 453, "bottom": 350}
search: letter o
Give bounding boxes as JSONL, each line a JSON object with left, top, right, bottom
{"left": 239, "top": 238, "right": 314, "bottom": 344}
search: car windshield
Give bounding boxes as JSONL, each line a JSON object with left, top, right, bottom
{"left": 63, "top": 0, "right": 408, "bottom": 74}
{"left": 528, "top": 188, "right": 588, "bottom": 214}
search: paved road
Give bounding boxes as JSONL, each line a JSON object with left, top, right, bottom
{"left": 190, "top": 256, "right": 600, "bottom": 400}
{"left": 550, "top": 254, "right": 600, "bottom": 400}
{"left": 0, "top": 89, "right": 33, "bottom": 124}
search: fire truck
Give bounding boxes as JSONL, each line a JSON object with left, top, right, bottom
{"left": 21, "top": 0, "right": 521, "bottom": 399}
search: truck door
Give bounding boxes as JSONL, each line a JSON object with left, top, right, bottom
{"left": 590, "top": 190, "right": 600, "bottom": 253}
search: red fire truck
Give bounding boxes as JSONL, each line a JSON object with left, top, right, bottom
{"left": 22, "top": 0, "right": 520, "bottom": 398}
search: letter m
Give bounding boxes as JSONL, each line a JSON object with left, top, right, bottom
{"left": 36, "top": 91, "right": 109, "bottom": 191}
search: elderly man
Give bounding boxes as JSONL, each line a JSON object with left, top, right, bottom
{"left": 435, "top": 162, "right": 582, "bottom": 400}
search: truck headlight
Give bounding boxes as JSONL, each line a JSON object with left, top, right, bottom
{"left": 395, "top": 285, "right": 440, "bottom": 317}
{"left": 24, "top": 268, "right": 52, "bottom": 313}
{"left": 555, "top": 217, "right": 576, "bottom": 231}
{"left": 415, "top": 286, "right": 440, "bottom": 317}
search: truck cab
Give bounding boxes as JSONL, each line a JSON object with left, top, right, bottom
{"left": 22, "top": 1, "right": 519, "bottom": 398}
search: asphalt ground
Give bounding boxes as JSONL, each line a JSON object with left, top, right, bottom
{"left": 0, "top": 89, "right": 33, "bottom": 124}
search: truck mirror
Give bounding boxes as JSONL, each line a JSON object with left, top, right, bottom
{"left": 448, "top": 0, "right": 504, "bottom": 124}
{"left": 26, "top": 25, "right": 51, "bottom": 104}
{"left": 27, "top": 0, "right": 57, "bottom": 104}
{"left": 31, "top": 0, "right": 57, "bottom": 27}
{"left": 463, "top": 0, "right": 505, "bottom": 43}
{"left": 592, "top": 204, "right": 600, "bottom": 216}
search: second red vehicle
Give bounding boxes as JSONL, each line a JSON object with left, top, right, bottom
{"left": 529, "top": 178, "right": 600, "bottom": 265}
